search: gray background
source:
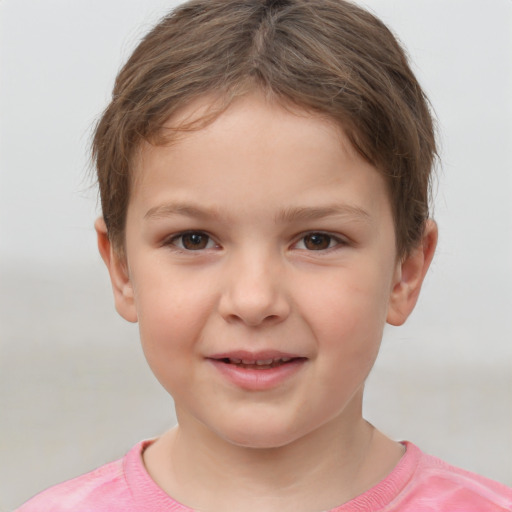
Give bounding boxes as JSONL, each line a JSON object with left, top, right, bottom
{"left": 1, "top": 0, "right": 511, "bottom": 510}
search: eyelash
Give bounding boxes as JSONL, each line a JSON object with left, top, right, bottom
{"left": 166, "top": 231, "right": 218, "bottom": 251}
{"left": 165, "top": 231, "right": 347, "bottom": 253}
{"left": 293, "top": 232, "right": 347, "bottom": 251}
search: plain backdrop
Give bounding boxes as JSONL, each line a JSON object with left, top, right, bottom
{"left": 1, "top": 0, "right": 511, "bottom": 509}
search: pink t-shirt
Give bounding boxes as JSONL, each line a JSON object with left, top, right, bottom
{"left": 16, "top": 440, "right": 512, "bottom": 511}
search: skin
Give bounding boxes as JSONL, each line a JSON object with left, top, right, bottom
{"left": 96, "top": 92, "right": 437, "bottom": 512}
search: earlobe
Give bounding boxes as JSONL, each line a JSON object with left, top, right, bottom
{"left": 386, "top": 220, "right": 438, "bottom": 326}
{"left": 94, "top": 217, "right": 138, "bottom": 323}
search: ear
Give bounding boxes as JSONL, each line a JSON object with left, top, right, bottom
{"left": 387, "top": 220, "right": 438, "bottom": 326}
{"left": 95, "top": 217, "right": 138, "bottom": 323}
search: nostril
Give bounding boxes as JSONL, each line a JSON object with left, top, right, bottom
{"left": 217, "top": 278, "right": 291, "bottom": 327}
{"left": 222, "top": 311, "right": 282, "bottom": 327}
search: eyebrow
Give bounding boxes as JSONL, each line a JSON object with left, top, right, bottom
{"left": 144, "top": 202, "right": 370, "bottom": 223}
{"left": 274, "top": 204, "right": 370, "bottom": 224}
{"left": 144, "top": 203, "right": 222, "bottom": 221}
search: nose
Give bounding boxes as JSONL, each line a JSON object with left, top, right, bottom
{"left": 218, "top": 251, "right": 291, "bottom": 327}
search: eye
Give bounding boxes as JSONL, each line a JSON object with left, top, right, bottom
{"left": 294, "top": 232, "right": 344, "bottom": 251}
{"left": 169, "top": 231, "right": 217, "bottom": 251}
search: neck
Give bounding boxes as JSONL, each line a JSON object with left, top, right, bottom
{"left": 143, "top": 403, "right": 403, "bottom": 512}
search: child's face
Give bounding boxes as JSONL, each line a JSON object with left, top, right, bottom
{"left": 101, "top": 93, "right": 428, "bottom": 449}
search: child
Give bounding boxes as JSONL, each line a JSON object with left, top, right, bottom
{"left": 16, "top": 0, "right": 512, "bottom": 510}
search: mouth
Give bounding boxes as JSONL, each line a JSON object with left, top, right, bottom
{"left": 207, "top": 352, "right": 307, "bottom": 390}
{"left": 214, "top": 356, "right": 305, "bottom": 370}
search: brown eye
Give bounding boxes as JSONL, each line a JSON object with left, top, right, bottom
{"left": 174, "top": 232, "right": 213, "bottom": 250}
{"left": 302, "top": 233, "right": 332, "bottom": 250}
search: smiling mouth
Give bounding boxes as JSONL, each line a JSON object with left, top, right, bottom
{"left": 216, "top": 357, "right": 305, "bottom": 370}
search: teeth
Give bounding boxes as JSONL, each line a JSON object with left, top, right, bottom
{"left": 256, "top": 359, "right": 274, "bottom": 365}
{"left": 228, "top": 357, "right": 293, "bottom": 366}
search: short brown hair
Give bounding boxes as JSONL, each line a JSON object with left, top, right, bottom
{"left": 93, "top": 0, "right": 436, "bottom": 257}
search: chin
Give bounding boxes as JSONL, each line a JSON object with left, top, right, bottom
{"left": 214, "top": 417, "right": 307, "bottom": 450}
{"left": 225, "top": 432, "right": 297, "bottom": 450}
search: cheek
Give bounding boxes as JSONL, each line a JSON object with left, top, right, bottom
{"left": 132, "top": 274, "right": 215, "bottom": 381}
{"left": 134, "top": 264, "right": 213, "bottom": 335}
{"left": 300, "top": 265, "right": 391, "bottom": 335}
{"left": 297, "top": 267, "right": 390, "bottom": 372}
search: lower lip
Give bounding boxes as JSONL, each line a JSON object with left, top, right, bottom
{"left": 208, "top": 359, "right": 306, "bottom": 391}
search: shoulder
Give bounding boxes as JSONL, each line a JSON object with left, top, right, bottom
{"left": 14, "top": 441, "right": 148, "bottom": 512}
{"left": 393, "top": 442, "right": 512, "bottom": 512}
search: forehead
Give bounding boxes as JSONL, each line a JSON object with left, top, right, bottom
{"left": 129, "top": 92, "right": 391, "bottom": 223}
{"left": 135, "top": 92, "right": 366, "bottom": 178}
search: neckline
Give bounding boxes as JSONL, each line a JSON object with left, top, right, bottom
{"left": 123, "top": 439, "right": 420, "bottom": 512}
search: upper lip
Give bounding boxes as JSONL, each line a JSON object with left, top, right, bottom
{"left": 207, "top": 350, "right": 306, "bottom": 364}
